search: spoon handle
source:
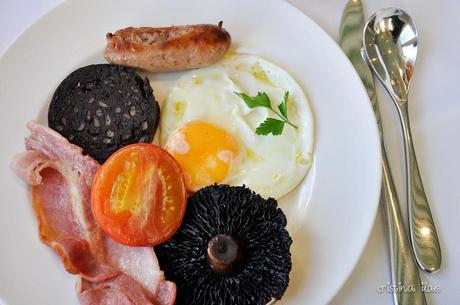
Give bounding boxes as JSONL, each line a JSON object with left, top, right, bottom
{"left": 381, "top": 143, "right": 427, "bottom": 305}
{"left": 398, "top": 102, "right": 442, "bottom": 273}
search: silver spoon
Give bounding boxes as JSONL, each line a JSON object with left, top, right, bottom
{"left": 363, "top": 8, "right": 441, "bottom": 273}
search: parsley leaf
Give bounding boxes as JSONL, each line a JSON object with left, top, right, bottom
{"left": 234, "top": 92, "right": 271, "bottom": 109}
{"left": 234, "top": 90, "right": 298, "bottom": 136}
{"left": 277, "top": 91, "right": 289, "bottom": 119}
{"left": 256, "top": 118, "right": 285, "bottom": 135}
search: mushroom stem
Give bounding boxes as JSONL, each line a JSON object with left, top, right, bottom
{"left": 207, "top": 234, "right": 242, "bottom": 275}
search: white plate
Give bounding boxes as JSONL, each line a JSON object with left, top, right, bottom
{"left": 0, "top": 0, "right": 381, "bottom": 304}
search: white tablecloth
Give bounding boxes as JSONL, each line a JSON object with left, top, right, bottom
{"left": 1, "top": 0, "right": 459, "bottom": 304}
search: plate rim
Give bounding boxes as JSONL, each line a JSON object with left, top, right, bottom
{"left": 281, "top": 2, "right": 382, "bottom": 303}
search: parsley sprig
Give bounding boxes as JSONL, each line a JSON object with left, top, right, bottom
{"left": 234, "top": 91, "right": 298, "bottom": 136}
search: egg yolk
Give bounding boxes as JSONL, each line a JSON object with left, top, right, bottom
{"left": 165, "top": 121, "right": 239, "bottom": 192}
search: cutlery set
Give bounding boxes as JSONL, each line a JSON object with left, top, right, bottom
{"left": 339, "top": 1, "right": 441, "bottom": 304}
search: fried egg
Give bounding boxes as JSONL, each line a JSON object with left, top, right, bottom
{"left": 160, "top": 54, "right": 314, "bottom": 199}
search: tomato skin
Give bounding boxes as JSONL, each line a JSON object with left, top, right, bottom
{"left": 91, "top": 143, "right": 187, "bottom": 246}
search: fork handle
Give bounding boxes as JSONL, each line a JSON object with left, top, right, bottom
{"left": 398, "top": 102, "right": 442, "bottom": 273}
{"left": 381, "top": 143, "right": 427, "bottom": 305}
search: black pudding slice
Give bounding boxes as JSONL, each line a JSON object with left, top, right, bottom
{"left": 48, "top": 64, "right": 159, "bottom": 163}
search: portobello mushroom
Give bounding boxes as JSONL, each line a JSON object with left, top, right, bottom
{"left": 155, "top": 184, "right": 292, "bottom": 305}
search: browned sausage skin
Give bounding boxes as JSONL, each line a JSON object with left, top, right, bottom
{"left": 104, "top": 22, "right": 231, "bottom": 72}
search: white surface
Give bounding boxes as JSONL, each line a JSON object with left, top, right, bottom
{"left": 1, "top": 0, "right": 458, "bottom": 304}
{"left": 0, "top": 0, "right": 382, "bottom": 305}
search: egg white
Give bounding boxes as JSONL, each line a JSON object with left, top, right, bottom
{"left": 160, "top": 54, "right": 314, "bottom": 199}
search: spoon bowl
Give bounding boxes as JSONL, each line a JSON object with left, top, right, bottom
{"left": 363, "top": 8, "right": 418, "bottom": 103}
{"left": 363, "top": 8, "right": 442, "bottom": 273}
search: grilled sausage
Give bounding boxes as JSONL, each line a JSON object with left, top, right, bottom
{"left": 104, "top": 22, "right": 231, "bottom": 72}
